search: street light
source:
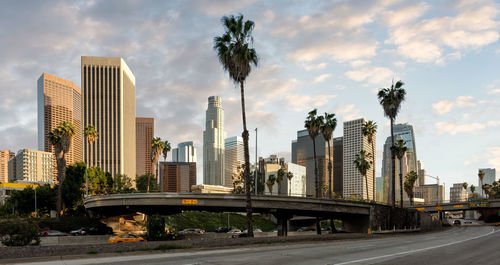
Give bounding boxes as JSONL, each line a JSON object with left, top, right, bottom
{"left": 255, "top": 128, "right": 258, "bottom": 195}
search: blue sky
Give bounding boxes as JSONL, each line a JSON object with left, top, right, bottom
{"left": 0, "top": 0, "right": 499, "bottom": 199}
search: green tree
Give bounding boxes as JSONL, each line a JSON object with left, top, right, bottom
{"left": 362, "top": 120, "right": 377, "bottom": 200}
{"left": 286, "top": 171, "right": 294, "bottom": 196}
{"left": 393, "top": 139, "right": 407, "bottom": 208}
{"left": 305, "top": 109, "right": 322, "bottom": 198}
{"left": 276, "top": 168, "right": 285, "bottom": 196}
{"left": 87, "top": 167, "right": 113, "bottom": 195}
{"left": 321, "top": 184, "right": 329, "bottom": 197}
{"left": 84, "top": 125, "right": 98, "bottom": 196}
{"left": 136, "top": 174, "right": 159, "bottom": 193}
{"left": 62, "top": 162, "right": 86, "bottom": 215}
{"left": 378, "top": 80, "right": 406, "bottom": 207}
{"left": 353, "top": 150, "right": 373, "bottom": 200}
{"left": 404, "top": 171, "right": 418, "bottom": 206}
{"left": 162, "top": 140, "right": 171, "bottom": 162}
{"left": 0, "top": 218, "right": 41, "bottom": 246}
{"left": 266, "top": 174, "right": 276, "bottom": 195}
{"left": 214, "top": 14, "right": 259, "bottom": 237}
{"left": 470, "top": 185, "right": 476, "bottom": 196}
{"left": 113, "top": 174, "right": 135, "bottom": 193}
{"left": 320, "top": 112, "right": 337, "bottom": 199}
{"left": 7, "top": 185, "right": 56, "bottom": 216}
{"left": 462, "top": 182, "right": 468, "bottom": 191}
{"left": 151, "top": 137, "right": 164, "bottom": 192}
{"left": 483, "top": 184, "right": 492, "bottom": 198}
{"left": 478, "top": 170, "right": 485, "bottom": 197}
{"left": 48, "top": 121, "right": 75, "bottom": 218}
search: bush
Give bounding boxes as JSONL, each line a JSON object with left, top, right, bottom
{"left": 0, "top": 218, "right": 41, "bottom": 246}
{"left": 36, "top": 216, "right": 104, "bottom": 232}
{"left": 146, "top": 214, "right": 165, "bottom": 241}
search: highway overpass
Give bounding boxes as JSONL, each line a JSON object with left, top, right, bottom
{"left": 408, "top": 199, "right": 500, "bottom": 212}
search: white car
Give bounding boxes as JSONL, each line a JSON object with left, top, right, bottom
{"left": 243, "top": 229, "right": 262, "bottom": 233}
{"left": 227, "top": 229, "right": 242, "bottom": 234}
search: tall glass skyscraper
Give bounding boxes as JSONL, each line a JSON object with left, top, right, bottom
{"left": 203, "top": 96, "right": 226, "bottom": 185}
{"left": 224, "top": 136, "right": 244, "bottom": 188}
{"left": 172, "top": 141, "right": 197, "bottom": 163}
{"left": 393, "top": 123, "right": 418, "bottom": 173}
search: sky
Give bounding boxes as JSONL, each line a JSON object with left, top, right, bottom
{"left": 1, "top": 0, "right": 499, "bottom": 199}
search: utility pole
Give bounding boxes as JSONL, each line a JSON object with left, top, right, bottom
{"left": 255, "top": 128, "right": 258, "bottom": 195}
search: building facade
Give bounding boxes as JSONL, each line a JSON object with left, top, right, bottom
{"left": 393, "top": 124, "right": 418, "bottom": 173}
{"left": 414, "top": 184, "right": 444, "bottom": 204}
{"left": 203, "top": 96, "right": 226, "bottom": 186}
{"left": 417, "top": 160, "right": 425, "bottom": 186}
{"left": 172, "top": 141, "right": 197, "bottom": 163}
{"left": 479, "top": 168, "right": 496, "bottom": 187}
{"left": 450, "top": 183, "right": 468, "bottom": 202}
{"left": 343, "top": 118, "right": 375, "bottom": 200}
{"left": 0, "top": 150, "right": 14, "bottom": 183}
{"left": 8, "top": 149, "right": 55, "bottom": 184}
{"left": 375, "top": 177, "right": 383, "bottom": 202}
{"left": 136, "top": 117, "right": 154, "bottom": 176}
{"left": 159, "top": 162, "right": 196, "bottom": 193}
{"left": 382, "top": 135, "right": 410, "bottom": 204}
{"left": 224, "top": 136, "right": 244, "bottom": 188}
{"left": 37, "top": 73, "right": 82, "bottom": 170}
{"left": 1, "top": 183, "right": 40, "bottom": 204}
{"left": 81, "top": 56, "right": 136, "bottom": 178}
{"left": 291, "top": 130, "right": 332, "bottom": 197}
{"left": 333, "top": 137, "right": 343, "bottom": 197}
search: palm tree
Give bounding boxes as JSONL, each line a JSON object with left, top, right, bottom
{"left": 162, "top": 140, "right": 171, "bottom": 162}
{"left": 470, "top": 185, "right": 476, "bottom": 197}
{"left": 286, "top": 171, "right": 294, "bottom": 196}
{"left": 378, "top": 80, "right": 406, "bottom": 207}
{"left": 353, "top": 150, "right": 373, "bottom": 200}
{"left": 321, "top": 184, "right": 329, "bottom": 197}
{"left": 404, "top": 171, "right": 418, "bottom": 206}
{"left": 462, "top": 182, "right": 468, "bottom": 191}
{"left": 320, "top": 112, "right": 337, "bottom": 199}
{"left": 393, "top": 139, "right": 407, "bottom": 208}
{"left": 483, "top": 184, "right": 492, "bottom": 198}
{"left": 362, "top": 120, "right": 377, "bottom": 201}
{"left": 266, "top": 174, "right": 276, "bottom": 195}
{"left": 48, "top": 121, "right": 75, "bottom": 218}
{"left": 150, "top": 137, "right": 164, "bottom": 193}
{"left": 305, "top": 109, "right": 322, "bottom": 198}
{"left": 276, "top": 168, "right": 285, "bottom": 196}
{"left": 214, "top": 14, "right": 259, "bottom": 237}
{"left": 83, "top": 125, "right": 98, "bottom": 196}
{"left": 478, "top": 170, "right": 485, "bottom": 197}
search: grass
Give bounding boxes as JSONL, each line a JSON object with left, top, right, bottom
{"left": 87, "top": 250, "right": 98, "bottom": 254}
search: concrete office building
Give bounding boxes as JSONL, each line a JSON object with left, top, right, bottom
{"left": 450, "top": 183, "right": 468, "bottom": 202}
{"left": 8, "top": 149, "right": 55, "bottom": 184}
{"left": 0, "top": 150, "right": 14, "bottom": 183}
{"left": 224, "top": 136, "right": 244, "bottom": 188}
{"left": 333, "top": 137, "right": 343, "bottom": 197}
{"left": 479, "top": 168, "right": 496, "bottom": 187}
{"left": 292, "top": 130, "right": 332, "bottom": 197}
{"left": 343, "top": 118, "right": 375, "bottom": 200}
{"left": 81, "top": 56, "right": 136, "bottom": 178}
{"left": 203, "top": 96, "right": 226, "bottom": 186}
{"left": 172, "top": 141, "right": 197, "bottom": 163}
{"left": 159, "top": 162, "right": 196, "bottom": 193}
{"left": 414, "top": 184, "right": 444, "bottom": 204}
{"left": 136, "top": 118, "right": 154, "bottom": 176}
{"left": 37, "top": 73, "right": 82, "bottom": 170}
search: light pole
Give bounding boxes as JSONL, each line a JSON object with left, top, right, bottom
{"left": 255, "top": 128, "right": 258, "bottom": 195}
{"left": 34, "top": 186, "right": 37, "bottom": 217}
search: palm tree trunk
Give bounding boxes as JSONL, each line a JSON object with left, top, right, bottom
{"left": 56, "top": 155, "right": 66, "bottom": 219}
{"left": 148, "top": 161, "right": 155, "bottom": 193}
{"left": 365, "top": 173, "right": 369, "bottom": 201}
{"left": 372, "top": 141, "right": 375, "bottom": 201}
{"left": 399, "top": 160, "right": 403, "bottom": 208}
{"left": 240, "top": 81, "right": 254, "bottom": 238}
{"left": 313, "top": 138, "right": 318, "bottom": 197}
{"left": 327, "top": 140, "right": 332, "bottom": 199}
{"left": 390, "top": 118, "right": 396, "bottom": 207}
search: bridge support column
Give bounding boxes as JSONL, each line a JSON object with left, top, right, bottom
{"left": 273, "top": 213, "right": 291, "bottom": 237}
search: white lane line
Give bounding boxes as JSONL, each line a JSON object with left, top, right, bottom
{"left": 334, "top": 227, "right": 497, "bottom": 265}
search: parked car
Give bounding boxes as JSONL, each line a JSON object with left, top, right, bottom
{"left": 43, "top": 230, "right": 67, "bottom": 237}
{"left": 87, "top": 226, "right": 113, "bottom": 235}
{"left": 108, "top": 233, "right": 146, "bottom": 243}
{"left": 215, "top": 227, "right": 230, "bottom": 233}
{"left": 243, "top": 229, "right": 262, "bottom": 233}
{"left": 226, "top": 229, "right": 242, "bottom": 234}
{"left": 178, "top": 228, "right": 205, "bottom": 235}
{"left": 70, "top": 227, "right": 89, "bottom": 236}
{"left": 453, "top": 220, "right": 461, "bottom": 225}
{"left": 297, "top": 227, "right": 315, "bottom": 232}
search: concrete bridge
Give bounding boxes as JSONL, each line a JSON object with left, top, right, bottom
{"left": 408, "top": 199, "right": 500, "bottom": 213}
{"left": 84, "top": 193, "right": 426, "bottom": 235}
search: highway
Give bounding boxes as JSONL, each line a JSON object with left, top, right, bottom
{"left": 21, "top": 226, "right": 500, "bottom": 265}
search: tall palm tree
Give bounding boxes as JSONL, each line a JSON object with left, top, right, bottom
{"left": 320, "top": 112, "right": 337, "bottom": 199}
{"left": 83, "top": 125, "right": 98, "bottom": 196}
{"left": 214, "top": 14, "right": 259, "bottom": 237}
{"left": 266, "top": 174, "right": 276, "bottom": 195}
{"left": 150, "top": 137, "right": 164, "bottom": 193}
{"left": 404, "top": 171, "right": 418, "bottom": 206}
{"left": 162, "top": 140, "right": 171, "bottom": 162}
{"left": 462, "top": 182, "right": 468, "bottom": 194}
{"left": 378, "top": 80, "right": 406, "bottom": 207}
{"left": 305, "top": 109, "right": 322, "bottom": 198}
{"left": 354, "top": 150, "right": 373, "bottom": 200}
{"left": 276, "top": 168, "right": 285, "bottom": 196}
{"left": 478, "top": 169, "right": 485, "bottom": 197}
{"left": 286, "top": 171, "right": 294, "bottom": 196}
{"left": 483, "top": 184, "right": 492, "bottom": 198}
{"left": 48, "top": 121, "right": 75, "bottom": 218}
{"left": 362, "top": 120, "right": 377, "bottom": 201}
{"left": 470, "top": 185, "right": 476, "bottom": 196}
{"left": 393, "top": 139, "right": 407, "bottom": 208}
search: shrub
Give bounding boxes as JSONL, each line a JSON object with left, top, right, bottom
{"left": 0, "top": 218, "right": 41, "bottom": 246}
{"left": 146, "top": 214, "right": 165, "bottom": 241}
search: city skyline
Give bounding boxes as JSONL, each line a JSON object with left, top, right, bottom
{"left": 1, "top": 1, "right": 500, "bottom": 199}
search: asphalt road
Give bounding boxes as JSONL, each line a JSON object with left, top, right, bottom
{"left": 20, "top": 226, "right": 500, "bottom": 265}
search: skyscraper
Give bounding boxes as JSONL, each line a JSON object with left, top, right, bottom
{"left": 159, "top": 162, "right": 196, "bottom": 193}
{"left": 479, "top": 168, "right": 496, "bottom": 186}
{"left": 37, "top": 73, "right": 82, "bottom": 169}
{"left": 203, "top": 96, "right": 226, "bottom": 185}
{"left": 393, "top": 123, "right": 418, "bottom": 173}
{"left": 8, "top": 149, "right": 55, "bottom": 184}
{"left": 333, "top": 137, "right": 343, "bottom": 197}
{"left": 0, "top": 150, "right": 14, "bottom": 183}
{"left": 224, "top": 136, "right": 244, "bottom": 188}
{"left": 136, "top": 117, "right": 154, "bottom": 176}
{"left": 81, "top": 56, "right": 136, "bottom": 178}
{"left": 172, "top": 141, "right": 197, "bottom": 163}
{"left": 343, "top": 118, "right": 375, "bottom": 200}
{"left": 382, "top": 135, "right": 409, "bottom": 204}
{"left": 292, "top": 130, "right": 332, "bottom": 197}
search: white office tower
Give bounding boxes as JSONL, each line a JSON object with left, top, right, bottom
{"left": 172, "top": 141, "right": 197, "bottom": 163}
{"left": 203, "top": 96, "right": 226, "bottom": 185}
{"left": 224, "top": 136, "right": 244, "bottom": 188}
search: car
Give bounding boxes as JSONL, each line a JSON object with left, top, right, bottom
{"left": 242, "top": 229, "right": 262, "bottom": 233}
{"left": 453, "top": 220, "right": 461, "bottom": 225}
{"left": 215, "top": 227, "right": 230, "bottom": 233}
{"left": 178, "top": 228, "right": 205, "bottom": 235}
{"left": 43, "top": 230, "right": 67, "bottom": 237}
{"left": 87, "top": 226, "right": 113, "bottom": 235}
{"left": 297, "top": 227, "right": 315, "bottom": 232}
{"left": 108, "top": 233, "right": 146, "bottom": 243}
{"left": 227, "top": 229, "right": 242, "bottom": 234}
{"left": 232, "top": 232, "right": 248, "bottom": 238}
{"left": 70, "top": 227, "right": 89, "bottom": 236}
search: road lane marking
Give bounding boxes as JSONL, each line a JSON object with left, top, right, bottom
{"left": 334, "top": 227, "right": 497, "bottom": 265}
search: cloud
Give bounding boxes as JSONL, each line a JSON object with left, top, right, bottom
{"left": 303, "top": 63, "right": 327, "bottom": 71}
{"left": 336, "top": 104, "right": 362, "bottom": 121}
{"left": 382, "top": 2, "right": 429, "bottom": 27}
{"left": 488, "top": 146, "right": 500, "bottom": 169}
{"left": 350, "top": 60, "right": 371, "bottom": 67}
{"left": 313, "top": 73, "right": 332, "bottom": 83}
{"left": 435, "top": 119, "right": 500, "bottom": 135}
{"left": 345, "top": 67, "right": 393, "bottom": 85}
{"left": 432, "top": 96, "right": 476, "bottom": 115}
{"left": 284, "top": 94, "right": 336, "bottom": 112}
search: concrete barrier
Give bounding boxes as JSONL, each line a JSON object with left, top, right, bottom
{"left": 41, "top": 235, "right": 109, "bottom": 245}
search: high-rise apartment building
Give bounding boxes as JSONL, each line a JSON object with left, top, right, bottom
{"left": 450, "top": 183, "right": 468, "bottom": 202}
{"left": 136, "top": 117, "right": 154, "bottom": 176}
{"left": 8, "top": 149, "right": 55, "bottom": 184}
{"left": 292, "top": 130, "right": 332, "bottom": 197}
{"left": 0, "top": 150, "right": 14, "bottom": 183}
{"left": 224, "top": 136, "right": 244, "bottom": 188}
{"left": 81, "top": 56, "right": 136, "bottom": 178}
{"left": 203, "top": 96, "right": 226, "bottom": 185}
{"left": 393, "top": 123, "right": 418, "bottom": 173}
{"left": 479, "top": 168, "right": 496, "bottom": 187}
{"left": 333, "top": 137, "right": 343, "bottom": 197}
{"left": 172, "top": 141, "right": 197, "bottom": 163}
{"left": 159, "top": 162, "right": 196, "bottom": 192}
{"left": 343, "top": 118, "right": 375, "bottom": 200}
{"left": 37, "top": 73, "right": 82, "bottom": 170}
